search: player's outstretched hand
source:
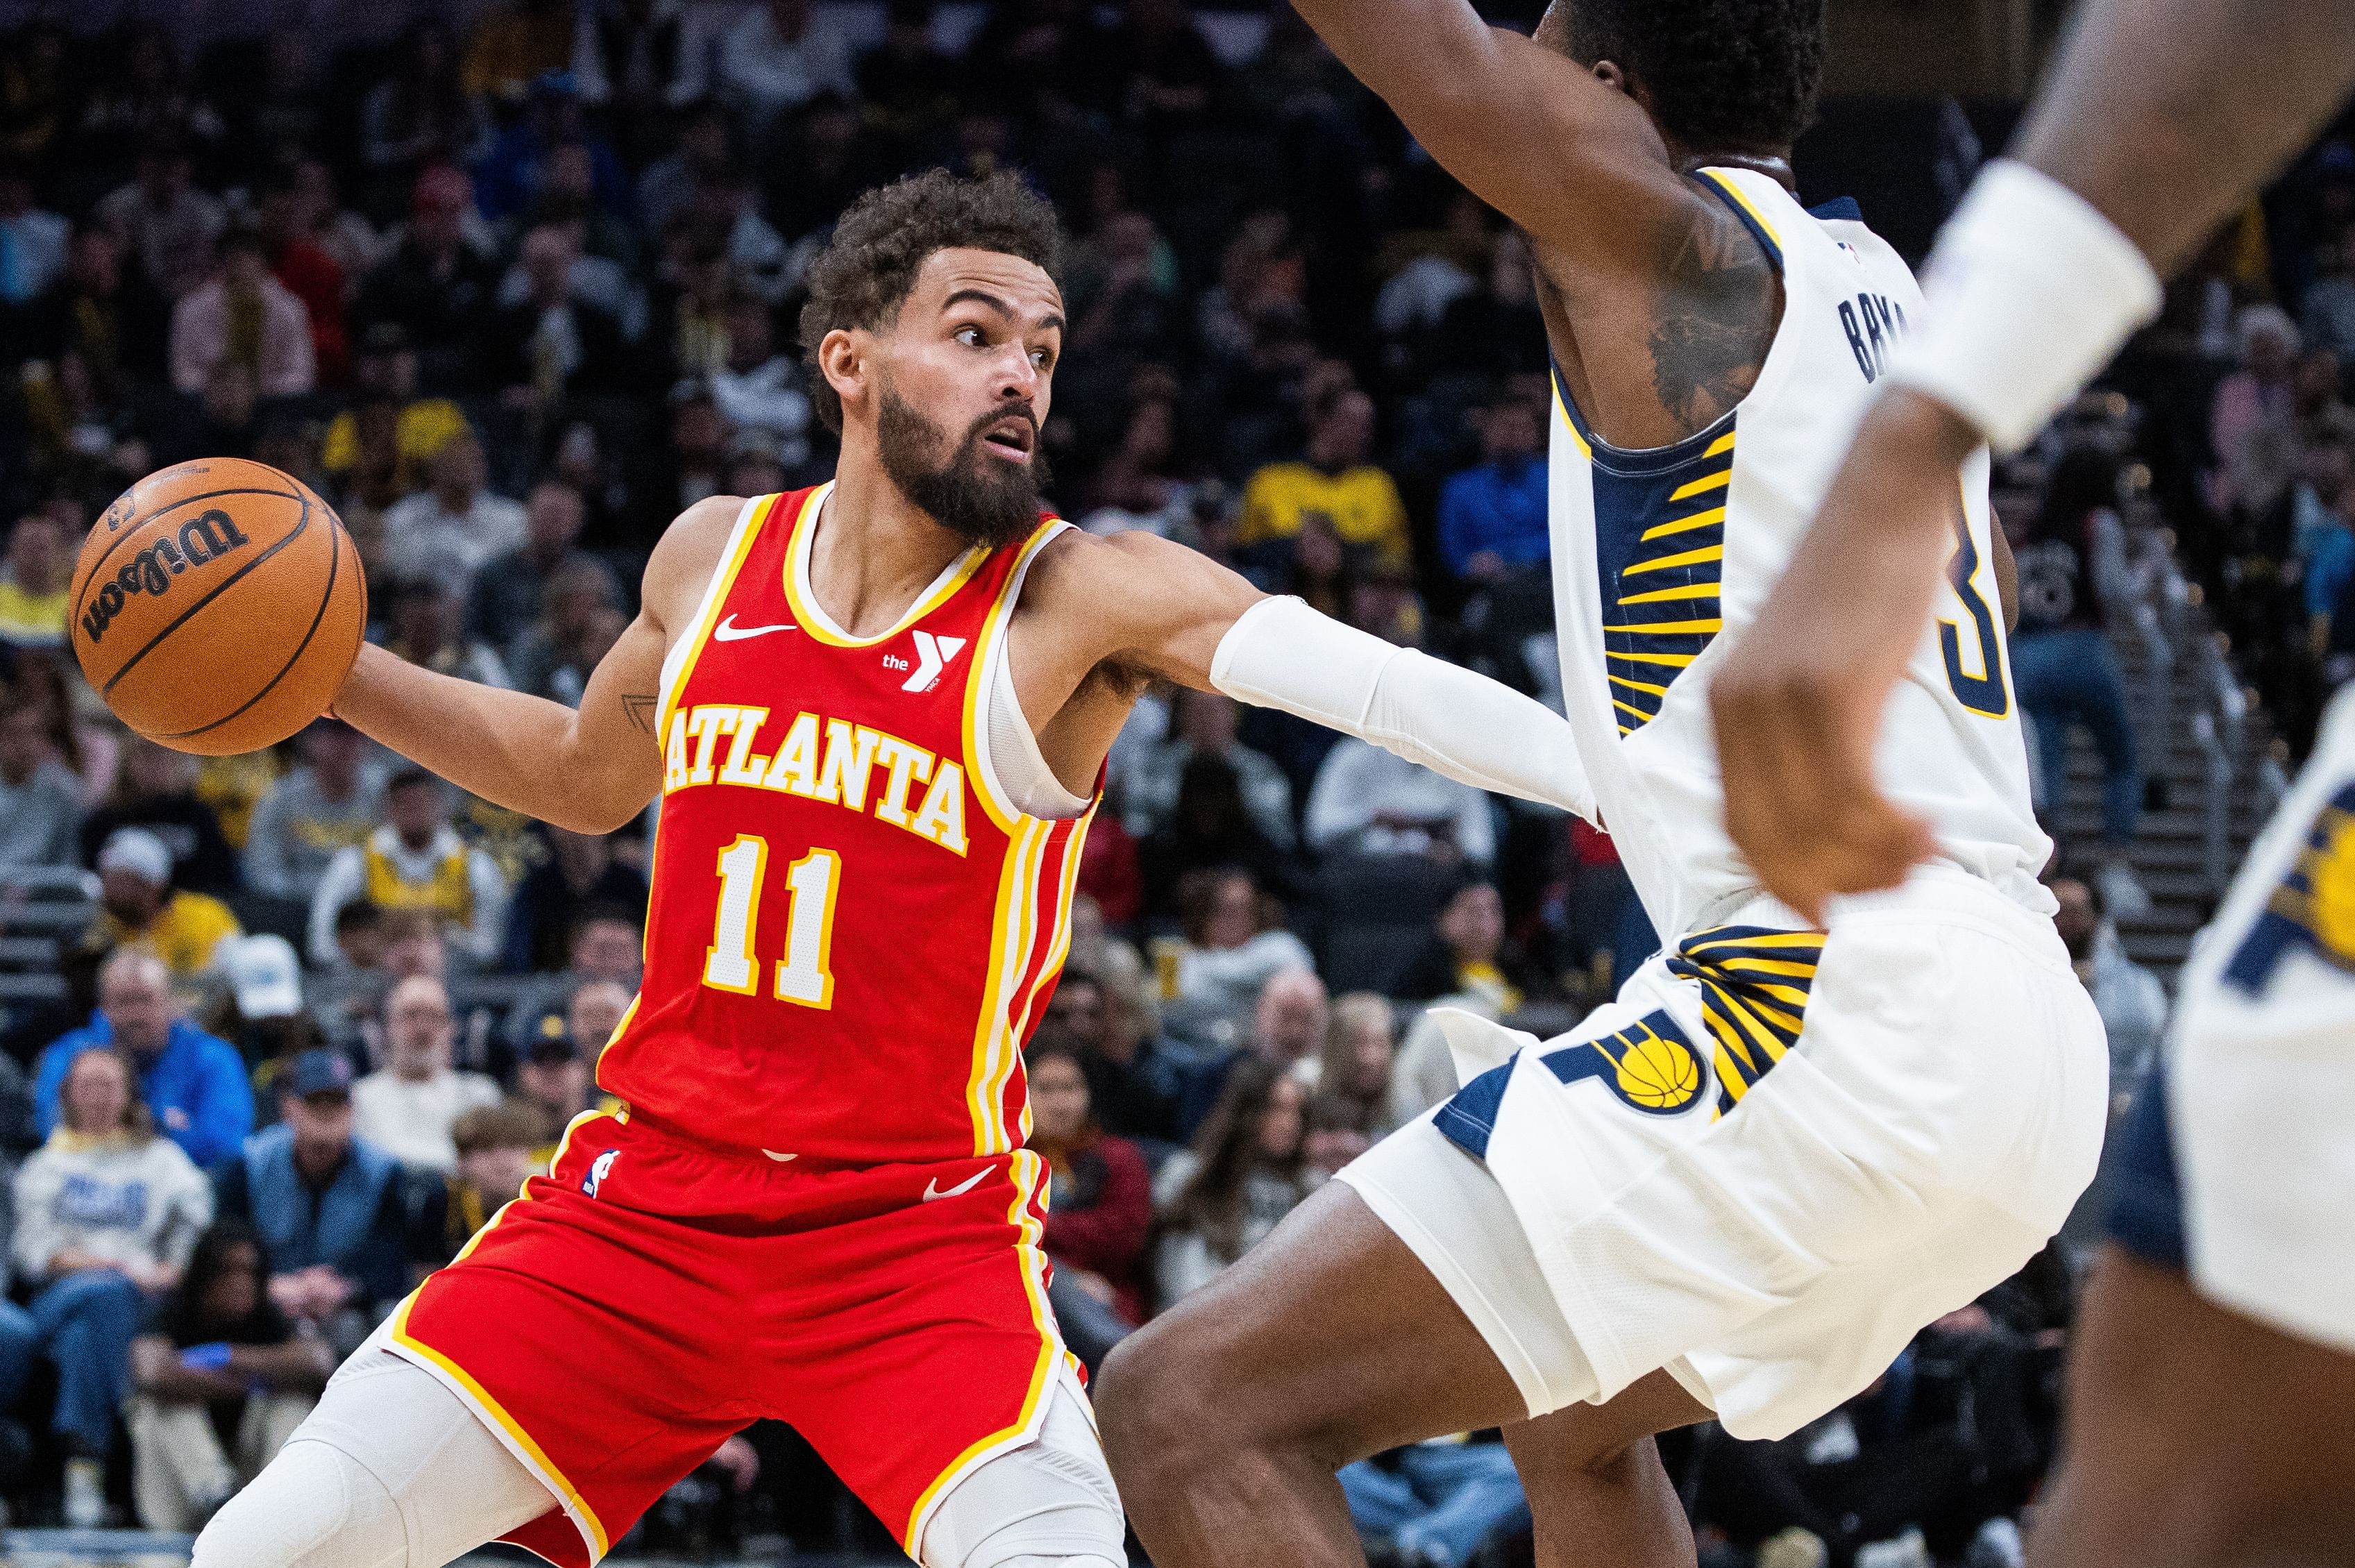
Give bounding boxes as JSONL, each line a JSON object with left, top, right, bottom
{"left": 1713, "top": 390, "right": 1983, "bottom": 926}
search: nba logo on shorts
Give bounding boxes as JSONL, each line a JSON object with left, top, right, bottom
{"left": 584, "top": 1149, "right": 620, "bottom": 1199}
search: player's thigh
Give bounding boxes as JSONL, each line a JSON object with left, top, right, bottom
{"left": 1097, "top": 1180, "right": 1529, "bottom": 1470}
{"left": 2030, "top": 1247, "right": 2355, "bottom": 1568}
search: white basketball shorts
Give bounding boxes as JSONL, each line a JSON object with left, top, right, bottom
{"left": 1340, "top": 863, "right": 2108, "bottom": 1440}
{"left": 2111, "top": 689, "right": 2355, "bottom": 1355}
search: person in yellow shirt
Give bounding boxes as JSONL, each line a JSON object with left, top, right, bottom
{"left": 0, "top": 509, "right": 70, "bottom": 648}
{"left": 1238, "top": 386, "right": 1412, "bottom": 571}
{"left": 90, "top": 828, "right": 242, "bottom": 979}
{"left": 319, "top": 323, "right": 471, "bottom": 497}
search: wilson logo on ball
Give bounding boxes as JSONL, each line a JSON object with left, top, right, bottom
{"left": 78, "top": 509, "right": 253, "bottom": 646}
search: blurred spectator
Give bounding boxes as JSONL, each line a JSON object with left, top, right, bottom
{"left": 1398, "top": 880, "right": 1524, "bottom": 1013}
{"left": 464, "top": 1, "right": 581, "bottom": 104}
{"left": 1124, "top": 689, "right": 1294, "bottom": 851}
{"left": 307, "top": 769, "right": 509, "bottom": 968}
{"left": 86, "top": 827, "right": 242, "bottom": 980}
{"left": 15, "top": 1045, "right": 212, "bottom": 1526}
{"left": 856, "top": 0, "right": 963, "bottom": 150}
{"left": 93, "top": 137, "right": 224, "bottom": 301}
{"left": 1438, "top": 400, "right": 1548, "bottom": 585}
{"left": 507, "top": 557, "right": 627, "bottom": 705}
{"left": 351, "top": 976, "right": 503, "bottom": 1174}
{"left": 0, "top": 510, "right": 69, "bottom": 648}
{"left": 1312, "top": 992, "right": 1398, "bottom": 1140}
{"left": 636, "top": 96, "right": 733, "bottom": 240}
{"left": 687, "top": 0, "right": 858, "bottom": 131}
{"left": 362, "top": 24, "right": 491, "bottom": 202}
{"left": 353, "top": 167, "right": 498, "bottom": 396}
{"left": 255, "top": 168, "right": 348, "bottom": 387}
{"left": 709, "top": 294, "right": 812, "bottom": 459}
{"left": 126, "top": 1218, "right": 330, "bottom": 1531}
{"left": 1037, "top": 967, "right": 1177, "bottom": 1147}
{"left": 468, "top": 481, "right": 591, "bottom": 655}
{"left": 1138, "top": 755, "right": 1295, "bottom": 919}
{"left": 319, "top": 324, "right": 471, "bottom": 496}
{"left": 2210, "top": 305, "right": 2301, "bottom": 516}
{"left": 1152, "top": 1056, "right": 1309, "bottom": 1306}
{"left": 1306, "top": 729, "right": 1494, "bottom": 868}
{"left": 382, "top": 433, "right": 529, "bottom": 598}
{"left": 487, "top": 221, "right": 635, "bottom": 406}
{"left": 212, "top": 1049, "right": 410, "bottom": 1347}
{"left": 83, "top": 738, "right": 241, "bottom": 895}
{"left": 421, "top": 1100, "right": 543, "bottom": 1264}
{"left": 1240, "top": 387, "right": 1411, "bottom": 572}
{"left": 506, "top": 903, "right": 645, "bottom": 1042}
{"left": 1158, "top": 867, "right": 1314, "bottom": 1040}
{"left": 2011, "top": 448, "right": 2150, "bottom": 917}
{"left": 2304, "top": 230, "right": 2355, "bottom": 362}
{"left": 1256, "top": 968, "right": 1332, "bottom": 1077}
{"left": 35, "top": 948, "right": 253, "bottom": 1167}
{"left": 0, "top": 681, "right": 81, "bottom": 870}
{"left": 2050, "top": 875, "right": 2169, "bottom": 1108}
{"left": 506, "top": 825, "right": 650, "bottom": 972}
{"left": 387, "top": 578, "right": 516, "bottom": 691}
{"left": 0, "top": 156, "right": 65, "bottom": 304}
{"left": 574, "top": 0, "right": 694, "bottom": 117}
{"left": 1028, "top": 1038, "right": 1150, "bottom": 1363}
{"left": 512, "top": 1011, "right": 611, "bottom": 1159}
{"left": 1340, "top": 1438, "right": 1531, "bottom": 1568}
{"left": 242, "top": 721, "right": 386, "bottom": 906}
{"left": 654, "top": 381, "right": 730, "bottom": 515}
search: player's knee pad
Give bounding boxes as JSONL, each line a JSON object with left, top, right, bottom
{"left": 192, "top": 1439, "right": 405, "bottom": 1568}
{"left": 918, "top": 1368, "right": 1126, "bottom": 1568}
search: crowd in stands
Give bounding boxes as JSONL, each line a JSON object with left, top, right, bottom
{"left": 0, "top": 0, "right": 2337, "bottom": 1561}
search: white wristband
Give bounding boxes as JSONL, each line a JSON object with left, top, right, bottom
{"left": 1884, "top": 160, "right": 2163, "bottom": 453}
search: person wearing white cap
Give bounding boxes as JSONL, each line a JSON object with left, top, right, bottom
{"left": 91, "top": 827, "right": 242, "bottom": 981}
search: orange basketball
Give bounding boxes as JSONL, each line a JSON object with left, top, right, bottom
{"left": 70, "top": 457, "right": 366, "bottom": 757}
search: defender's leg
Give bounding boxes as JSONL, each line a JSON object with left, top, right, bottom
{"left": 2027, "top": 1247, "right": 2355, "bottom": 1568}
{"left": 1097, "top": 1179, "right": 1708, "bottom": 1568}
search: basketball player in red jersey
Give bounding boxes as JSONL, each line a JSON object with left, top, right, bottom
{"left": 194, "top": 170, "right": 1595, "bottom": 1568}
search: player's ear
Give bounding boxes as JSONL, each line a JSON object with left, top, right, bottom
{"left": 820, "top": 327, "right": 870, "bottom": 423}
{"left": 1591, "top": 60, "right": 1630, "bottom": 94}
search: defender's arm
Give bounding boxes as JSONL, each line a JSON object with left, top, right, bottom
{"left": 1047, "top": 530, "right": 1597, "bottom": 821}
{"left": 331, "top": 496, "right": 742, "bottom": 835}
{"left": 1285, "top": 0, "right": 1689, "bottom": 271}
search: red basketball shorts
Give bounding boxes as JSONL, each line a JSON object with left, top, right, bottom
{"left": 385, "top": 1110, "right": 1074, "bottom": 1567}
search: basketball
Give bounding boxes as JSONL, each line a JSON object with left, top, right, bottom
{"left": 69, "top": 457, "right": 366, "bottom": 757}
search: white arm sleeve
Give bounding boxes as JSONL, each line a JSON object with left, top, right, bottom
{"left": 1210, "top": 596, "right": 1598, "bottom": 823}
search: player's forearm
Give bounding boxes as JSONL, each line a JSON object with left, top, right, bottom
{"left": 2016, "top": 0, "right": 2355, "bottom": 276}
{"left": 334, "top": 645, "right": 657, "bottom": 834}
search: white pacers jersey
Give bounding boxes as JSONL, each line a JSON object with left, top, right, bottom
{"left": 1548, "top": 166, "right": 2052, "bottom": 938}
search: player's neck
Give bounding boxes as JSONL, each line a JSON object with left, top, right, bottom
{"left": 1673, "top": 149, "right": 1796, "bottom": 193}
{"left": 809, "top": 460, "right": 975, "bottom": 639}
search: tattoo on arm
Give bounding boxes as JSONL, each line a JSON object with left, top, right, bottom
{"left": 621, "top": 694, "right": 658, "bottom": 736}
{"left": 1646, "top": 205, "right": 1778, "bottom": 435}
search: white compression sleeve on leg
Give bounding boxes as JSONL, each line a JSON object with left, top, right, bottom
{"left": 1884, "top": 160, "right": 2163, "bottom": 453}
{"left": 193, "top": 1341, "right": 554, "bottom": 1568}
{"left": 1210, "top": 596, "right": 1597, "bottom": 823}
{"left": 916, "top": 1367, "right": 1126, "bottom": 1568}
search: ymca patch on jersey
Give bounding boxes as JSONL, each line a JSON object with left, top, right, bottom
{"left": 2220, "top": 782, "right": 2355, "bottom": 995}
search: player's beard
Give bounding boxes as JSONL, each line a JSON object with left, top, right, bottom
{"left": 876, "top": 387, "right": 1052, "bottom": 550}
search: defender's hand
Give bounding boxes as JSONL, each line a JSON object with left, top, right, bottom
{"left": 1712, "top": 391, "right": 1982, "bottom": 926}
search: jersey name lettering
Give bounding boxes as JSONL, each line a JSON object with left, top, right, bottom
{"left": 1837, "top": 291, "right": 1909, "bottom": 383}
{"left": 661, "top": 700, "right": 970, "bottom": 856}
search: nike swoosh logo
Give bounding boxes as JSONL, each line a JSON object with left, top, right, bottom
{"left": 922, "top": 1167, "right": 993, "bottom": 1203}
{"left": 713, "top": 615, "right": 795, "bottom": 642}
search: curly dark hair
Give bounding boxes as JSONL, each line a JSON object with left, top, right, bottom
{"left": 798, "top": 169, "right": 1067, "bottom": 435}
{"left": 1559, "top": 0, "right": 1828, "bottom": 155}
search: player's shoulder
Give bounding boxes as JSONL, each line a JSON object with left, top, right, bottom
{"left": 1020, "top": 524, "right": 1256, "bottom": 639}
{"left": 642, "top": 493, "right": 754, "bottom": 628}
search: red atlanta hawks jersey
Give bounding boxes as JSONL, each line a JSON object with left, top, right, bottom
{"left": 597, "top": 485, "right": 1095, "bottom": 1163}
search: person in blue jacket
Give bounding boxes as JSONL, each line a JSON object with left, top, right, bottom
{"left": 33, "top": 949, "right": 255, "bottom": 1170}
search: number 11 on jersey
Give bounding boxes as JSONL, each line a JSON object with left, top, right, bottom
{"left": 702, "top": 835, "right": 841, "bottom": 1008}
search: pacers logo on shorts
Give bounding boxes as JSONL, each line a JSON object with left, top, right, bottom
{"left": 1666, "top": 925, "right": 1825, "bottom": 1118}
{"left": 1542, "top": 1012, "right": 1705, "bottom": 1115}
{"left": 2222, "top": 783, "right": 2355, "bottom": 995}
{"left": 583, "top": 1149, "right": 620, "bottom": 1199}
